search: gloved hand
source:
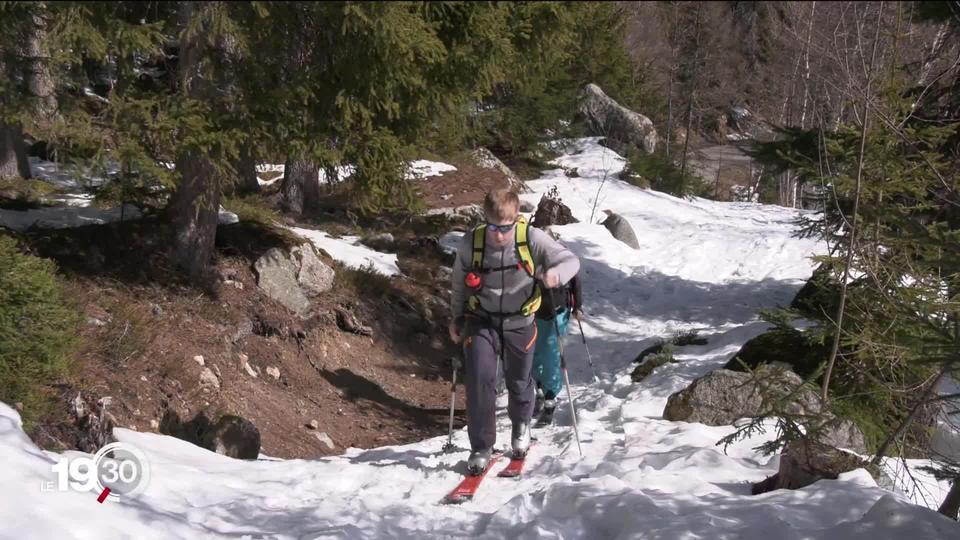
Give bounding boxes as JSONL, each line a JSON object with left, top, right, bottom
{"left": 536, "top": 267, "right": 562, "bottom": 288}
{"left": 450, "top": 354, "right": 463, "bottom": 371}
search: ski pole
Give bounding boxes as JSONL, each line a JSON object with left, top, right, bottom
{"left": 442, "top": 363, "right": 458, "bottom": 453}
{"left": 575, "top": 316, "right": 600, "bottom": 383}
{"left": 551, "top": 290, "right": 583, "bottom": 458}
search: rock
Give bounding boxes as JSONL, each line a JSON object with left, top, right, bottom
{"left": 314, "top": 431, "right": 335, "bottom": 450}
{"left": 150, "top": 419, "right": 159, "bottom": 430}
{"left": 813, "top": 417, "right": 868, "bottom": 454}
{"left": 752, "top": 439, "right": 873, "bottom": 494}
{"left": 335, "top": 307, "right": 373, "bottom": 336}
{"left": 426, "top": 204, "right": 485, "bottom": 227}
{"left": 243, "top": 361, "right": 258, "bottom": 378}
{"left": 435, "top": 266, "right": 453, "bottom": 283}
{"left": 69, "top": 392, "right": 117, "bottom": 453}
{"left": 150, "top": 303, "right": 163, "bottom": 317}
{"left": 231, "top": 318, "right": 254, "bottom": 344}
{"left": 291, "top": 243, "right": 335, "bottom": 296}
{"left": 600, "top": 210, "right": 640, "bottom": 249}
{"left": 633, "top": 341, "right": 665, "bottom": 364}
{"left": 87, "top": 317, "right": 107, "bottom": 327}
{"left": 140, "top": 375, "right": 148, "bottom": 382}
{"left": 531, "top": 194, "right": 579, "bottom": 228}
{"left": 519, "top": 200, "right": 535, "bottom": 213}
{"left": 266, "top": 366, "right": 281, "bottom": 380}
{"left": 254, "top": 247, "right": 311, "bottom": 316}
{"left": 363, "top": 233, "right": 395, "bottom": 251}
{"left": 205, "top": 415, "right": 261, "bottom": 459}
{"left": 724, "top": 328, "right": 828, "bottom": 379}
{"left": 471, "top": 147, "right": 529, "bottom": 193}
{"left": 578, "top": 83, "right": 657, "bottom": 154}
{"left": 631, "top": 349, "right": 675, "bottom": 382}
{"left": 307, "top": 419, "right": 319, "bottom": 430}
{"left": 162, "top": 410, "right": 260, "bottom": 460}
{"left": 662, "top": 365, "right": 823, "bottom": 426}
{"left": 199, "top": 368, "right": 220, "bottom": 392}
{"left": 254, "top": 244, "right": 335, "bottom": 317}
{"left": 218, "top": 208, "right": 240, "bottom": 225}
{"left": 193, "top": 355, "right": 205, "bottom": 366}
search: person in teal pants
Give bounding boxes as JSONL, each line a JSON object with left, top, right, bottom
{"left": 533, "top": 273, "right": 583, "bottom": 419}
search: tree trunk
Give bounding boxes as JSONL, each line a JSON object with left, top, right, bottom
{"left": 281, "top": 157, "right": 321, "bottom": 216}
{"left": 939, "top": 480, "right": 960, "bottom": 520}
{"left": 679, "top": 97, "right": 694, "bottom": 182}
{"left": 233, "top": 144, "right": 260, "bottom": 195}
{"left": 168, "top": 151, "right": 222, "bottom": 283}
{"left": 167, "top": 1, "right": 224, "bottom": 285}
{"left": 27, "top": 5, "right": 57, "bottom": 124}
{"left": 0, "top": 122, "right": 31, "bottom": 180}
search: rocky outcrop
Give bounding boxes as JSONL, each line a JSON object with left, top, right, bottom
{"left": 531, "top": 195, "right": 578, "bottom": 228}
{"left": 579, "top": 83, "right": 657, "bottom": 154}
{"left": 472, "top": 147, "right": 529, "bottom": 193}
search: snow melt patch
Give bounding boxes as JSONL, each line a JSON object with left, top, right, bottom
{"left": 405, "top": 159, "right": 457, "bottom": 180}
{"left": 287, "top": 226, "right": 401, "bottom": 277}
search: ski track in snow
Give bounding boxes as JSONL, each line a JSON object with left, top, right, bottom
{"left": 1, "top": 138, "right": 957, "bottom": 539}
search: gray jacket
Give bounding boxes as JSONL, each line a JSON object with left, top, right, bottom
{"left": 451, "top": 225, "right": 580, "bottom": 330}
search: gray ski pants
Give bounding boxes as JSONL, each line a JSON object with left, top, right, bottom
{"left": 462, "top": 318, "right": 537, "bottom": 451}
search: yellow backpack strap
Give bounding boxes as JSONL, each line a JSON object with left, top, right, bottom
{"left": 515, "top": 217, "right": 541, "bottom": 316}
{"left": 515, "top": 216, "right": 535, "bottom": 277}
{"left": 471, "top": 225, "right": 486, "bottom": 270}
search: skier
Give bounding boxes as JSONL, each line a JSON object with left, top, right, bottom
{"left": 532, "top": 271, "right": 583, "bottom": 425}
{"left": 449, "top": 188, "right": 580, "bottom": 474}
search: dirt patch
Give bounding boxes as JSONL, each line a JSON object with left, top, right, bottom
{"left": 24, "top": 219, "right": 466, "bottom": 459}
{"left": 415, "top": 162, "right": 510, "bottom": 210}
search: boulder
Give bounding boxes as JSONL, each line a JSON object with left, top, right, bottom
{"left": 363, "top": 232, "right": 396, "bottom": 251}
{"left": 254, "top": 243, "right": 335, "bottom": 317}
{"left": 723, "top": 328, "right": 827, "bottom": 379}
{"left": 291, "top": 243, "right": 336, "bottom": 296}
{"left": 663, "top": 365, "right": 868, "bottom": 453}
{"left": 752, "top": 439, "right": 873, "bottom": 494}
{"left": 662, "top": 366, "right": 822, "bottom": 426}
{"left": 579, "top": 83, "right": 657, "bottom": 154}
{"left": 600, "top": 210, "right": 640, "bottom": 249}
{"left": 203, "top": 415, "right": 261, "bottom": 459}
{"left": 472, "top": 147, "right": 529, "bottom": 193}
{"left": 161, "top": 411, "right": 261, "bottom": 460}
{"left": 531, "top": 195, "right": 578, "bottom": 228}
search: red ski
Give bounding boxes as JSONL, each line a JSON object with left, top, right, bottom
{"left": 442, "top": 453, "right": 503, "bottom": 504}
{"left": 497, "top": 443, "right": 535, "bottom": 478}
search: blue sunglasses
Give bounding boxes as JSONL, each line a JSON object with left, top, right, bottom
{"left": 487, "top": 222, "right": 516, "bottom": 233}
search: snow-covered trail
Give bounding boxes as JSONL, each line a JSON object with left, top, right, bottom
{"left": 1, "top": 138, "right": 957, "bottom": 539}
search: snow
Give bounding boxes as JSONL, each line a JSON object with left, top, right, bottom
{"left": 406, "top": 159, "right": 457, "bottom": 180}
{"left": 288, "top": 226, "right": 401, "bottom": 277}
{"left": 1, "top": 137, "right": 957, "bottom": 538}
{"left": 256, "top": 159, "right": 455, "bottom": 186}
{"left": 439, "top": 231, "right": 465, "bottom": 255}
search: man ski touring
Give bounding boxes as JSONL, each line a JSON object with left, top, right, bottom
{"left": 532, "top": 271, "right": 583, "bottom": 424}
{"left": 449, "top": 188, "right": 580, "bottom": 474}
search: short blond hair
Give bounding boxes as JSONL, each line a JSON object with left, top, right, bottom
{"left": 483, "top": 188, "right": 519, "bottom": 223}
